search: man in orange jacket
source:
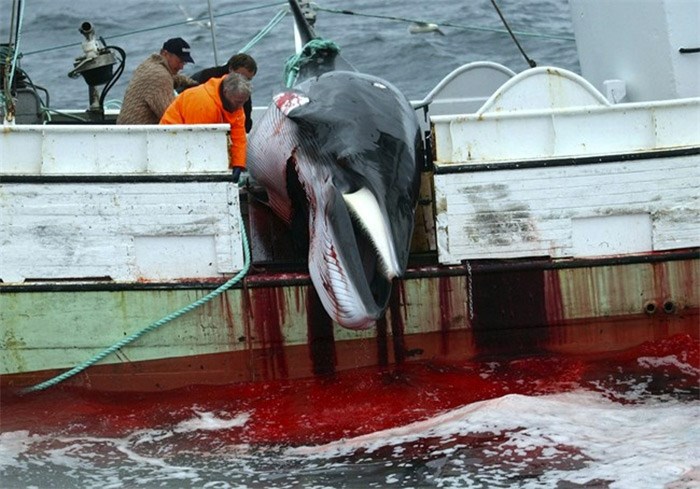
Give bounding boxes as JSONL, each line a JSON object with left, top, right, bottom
{"left": 160, "top": 72, "right": 252, "bottom": 180}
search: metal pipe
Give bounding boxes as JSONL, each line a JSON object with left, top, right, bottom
{"left": 662, "top": 300, "right": 677, "bottom": 314}
{"left": 644, "top": 301, "right": 657, "bottom": 315}
{"left": 79, "top": 21, "right": 95, "bottom": 39}
{"left": 206, "top": 0, "right": 219, "bottom": 66}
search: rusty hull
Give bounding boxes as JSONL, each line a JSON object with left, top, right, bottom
{"left": 2, "top": 250, "right": 697, "bottom": 392}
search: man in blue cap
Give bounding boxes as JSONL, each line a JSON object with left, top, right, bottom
{"left": 162, "top": 37, "right": 195, "bottom": 68}
{"left": 117, "top": 37, "right": 198, "bottom": 124}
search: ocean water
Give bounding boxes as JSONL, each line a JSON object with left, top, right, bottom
{"left": 1, "top": 334, "right": 699, "bottom": 488}
{"left": 5, "top": 0, "right": 580, "bottom": 110}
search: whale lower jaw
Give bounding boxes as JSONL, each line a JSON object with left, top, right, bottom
{"left": 307, "top": 198, "right": 392, "bottom": 330}
{"left": 310, "top": 260, "right": 382, "bottom": 330}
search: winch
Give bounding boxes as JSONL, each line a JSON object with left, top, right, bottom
{"left": 68, "top": 21, "right": 124, "bottom": 121}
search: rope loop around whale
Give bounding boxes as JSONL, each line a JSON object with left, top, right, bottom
{"left": 284, "top": 38, "right": 341, "bottom": 87}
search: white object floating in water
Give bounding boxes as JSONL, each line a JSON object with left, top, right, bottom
{"left": 408, "top": 22, "right": 445, "bottom": 36}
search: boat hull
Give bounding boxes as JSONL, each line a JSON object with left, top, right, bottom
{"left": 2, "top": 62, "right": 699, "bottom": 394}
{"left": 2, "top": 251, "right": 697, "bottom": 392}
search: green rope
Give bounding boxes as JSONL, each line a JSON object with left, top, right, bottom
{"left": 22, "top": 214, "right": 251, "bottom": 394}
{"left": 239, "top": 8, "right": 288, "bottom": 54}
{"left": 284, "top": 38, "right": 340, "bottom": 87}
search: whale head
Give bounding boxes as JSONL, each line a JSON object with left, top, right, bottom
{"left": 246, "top": 1, "right": 423, "bottom": 329}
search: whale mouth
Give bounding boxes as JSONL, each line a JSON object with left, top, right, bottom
{"left": 307, "top": 183, "right": 398, "bottom": 330}
{"left": 343, "top": 187, "right": 401, "bottom": 282}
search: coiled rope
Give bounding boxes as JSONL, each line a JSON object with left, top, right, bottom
{"left": 283, "top": 38, "right": 340, "bottom": 87}
{"left": 22, "top": 214, "right": 251, "bottom": 394}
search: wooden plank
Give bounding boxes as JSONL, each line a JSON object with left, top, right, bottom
{"left": 0, "top": 124, "right": 230, "bottom": 174}
{"left": 0, "top": 182, "right": 244, "bottom": 282}
{"left": 432, "top": 90, "right": 700, "bottom": 165}
{"left": 434, "top": 155, "right": 700, "bottom": 263}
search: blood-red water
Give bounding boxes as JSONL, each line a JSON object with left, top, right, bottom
{"left": 1, "top": 334, "right": 697, "bottom": 446}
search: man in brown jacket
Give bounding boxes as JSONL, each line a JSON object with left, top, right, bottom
{"left": 117, "top": 38, "right": 198, "bottom": 124}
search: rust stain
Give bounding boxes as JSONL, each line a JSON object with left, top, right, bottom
{"left": 293, "top": 285, "right": 303, "bottom": 312}
{"left": 135, "top": 276, "right": 226, "bottom": 284}
{"left": 678, "top": 259, "right": 700, "bottom": 309}
{"left": 376, "top": 314, "right": 389, "bottom": 366}
{"left": 438, "top": 275, "right": 454, "bottom": 355}
{"left": 240, "top": 280, "right": 256, "bottom": 379}
{"left": 389, "top": 284, "right": 406, "bottom": 364}
{"left": 652, "top": 261, "right": 670, "bottom": 306}
{"left": 396, "top": 280, "right": 410, "bottom": 325}
{"left": 544, "top": 268, "right": 565, "bottom": 325}
{"left": 220, "top": 292, "right": 237, "bottom": 346}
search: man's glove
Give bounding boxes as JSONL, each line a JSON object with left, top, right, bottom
{"left": 231, "top": 167, "right": 242, "bottom": 183}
